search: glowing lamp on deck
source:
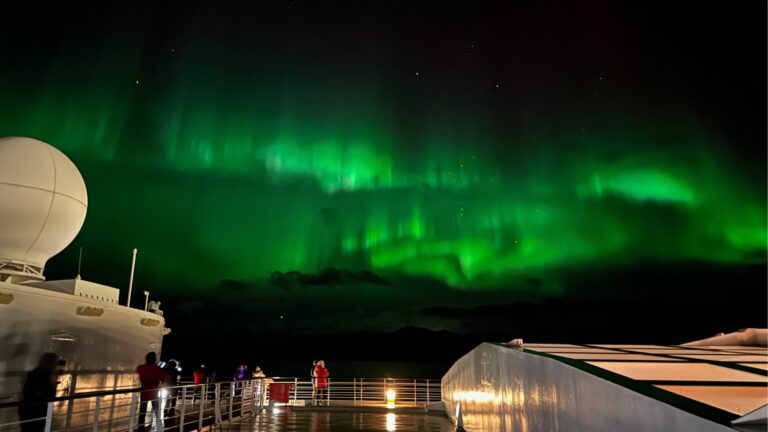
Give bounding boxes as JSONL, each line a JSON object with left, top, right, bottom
{"left": 386, "top": 389, "right": 396, "bottom": 408}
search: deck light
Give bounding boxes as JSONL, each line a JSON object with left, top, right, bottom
{"left": 386, "top": 389, "right": 396, "bottom": 408}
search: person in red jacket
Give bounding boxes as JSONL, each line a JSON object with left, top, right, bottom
{"left": 313, "top": 360, "right": 330, "bottom": 405}
{"left": 136, "top": 352, "right": 168, "bottom": 432}
{"left": 192, "top": 365, "right": 206, "bottom": 403}
{"left": 193, "top": 365, "right": 206, "bottom": 388}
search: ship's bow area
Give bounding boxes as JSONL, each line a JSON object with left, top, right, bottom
{"left": 442, "top": 342, "right": 766, "bottom": 431}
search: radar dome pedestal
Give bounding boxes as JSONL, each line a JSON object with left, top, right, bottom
{"left": 0, "top": 137, "right": 88, "bottom": 281}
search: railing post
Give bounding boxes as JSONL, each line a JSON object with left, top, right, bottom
{"left": 229, "top": 382, "right": 234, "bottom": 421}
{"left": 426, "top": 380, "right": 430, "bottom": 404}
{"left": 353, "top": 379, "right": 356, "bottom": 403}
{"left": 157, "top": 395, "right": 165, "bottom": 432}
{"left": 360, "top": 378, "right": 364, "bottom": 402}
{"left": 44, "top": 401, "right": 54, "bottom": 432}
{"left": 241, "top": 380, "right": 246, "bottom": 416}
{"left": 293, "top": 378, "right": 298, "bottom": 405}
{"left": 128, "top": 393, "right": 137, "bottom": 432}
{"left": 107, "top": 373, "right": 118, "bottom": 431}
{"left": 239, "top": 381, "right": 246, "bottom": 417}
{"left": 65, "top": 373, "right": 78, "bottom": 430}
{"left": 180, "top": 386, "right": 186, "bottom": 430}
{"left": 92, "top": 396, "right": 101, "bottom": 432}
{"left": 414, "top": 379, "right": 417, "bottom": 403}
{"left": 215, "top": 382, "right": 222, "bottom": 424}
{"left": 251, "top": 381, "right": 257, "bottom": 416}
{"left": 198, "top": 384, "right": 205, "bottom": 431}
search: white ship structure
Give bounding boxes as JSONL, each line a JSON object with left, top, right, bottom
{"left": 0, "top": 137, "right": 169, "bottom": 402}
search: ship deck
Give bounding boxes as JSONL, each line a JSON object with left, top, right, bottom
{"left": 223, "top": 407, "right": 454, "bottom": 431}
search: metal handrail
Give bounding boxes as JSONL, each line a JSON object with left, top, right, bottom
{"left": 0, "top": 377, "right": 442, "bottom": 431}
{"left": 0, "top": 379, "right": 267, "bottom": 432}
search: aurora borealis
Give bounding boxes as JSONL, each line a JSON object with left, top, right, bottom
{"left": 0, "top": 1, "right": 765, "bottom": 302}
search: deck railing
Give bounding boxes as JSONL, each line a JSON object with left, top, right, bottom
{"left": 0, "top": 377, "right": 441, "bottom": 431}
{"left": 268, "top": 377, "right": 441, "bottom": 406}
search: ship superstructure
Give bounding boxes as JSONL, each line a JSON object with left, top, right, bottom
{"left": 0, "top": 137, "right": 169, "bottom": 402}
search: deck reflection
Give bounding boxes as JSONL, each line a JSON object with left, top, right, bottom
{"left": 223, "top": 409, "right": 454, "bottom": 431}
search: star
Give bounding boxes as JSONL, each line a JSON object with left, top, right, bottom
{"left": 415, "top": 72, "right": 420, "bottom": 76}
{"left": 135, "top": 80, "right": 140, "bottom": 84}
{"left": 495, "top": 84, "right": 500, "bottom": 88}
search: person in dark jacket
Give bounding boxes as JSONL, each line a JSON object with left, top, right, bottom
{"left": 310, "top": 360, "right": 318, "bottom": 404}
{"left": 18, "top": 353, "right": 59, "bottom": 432}
{"left": 162, "top": 360, "right": 180, "bottom": 419}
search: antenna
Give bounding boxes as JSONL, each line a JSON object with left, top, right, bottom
{"left": 76, "top": 247, "right": 83, "bottom": 280}
{"left": 127, "top": 248, "right": 138, "bottom": 307}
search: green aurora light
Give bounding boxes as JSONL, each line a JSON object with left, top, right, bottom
{"left": 0, "top": 2, "right": 764, "bottom": 294}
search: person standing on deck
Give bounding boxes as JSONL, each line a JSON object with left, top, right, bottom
{"left": 162, "top": 360, "right": 180, "bottom": 420}
{"left": 251, "top": 366, "right": 269, "bottom": 406}
{"left": 313, "top": 360, "right": 330, "bottom": 406}
{"left": 193, "top": 365, "right": 206, "bottom": 403}
{"left": 136, "top": 352, "right": 168, "bottom": 432}
{"left": 18, "top": 353, "right": 58, "bottom": 432}
{"left": 310, "top": 360, "right": 318, "bottom": 405}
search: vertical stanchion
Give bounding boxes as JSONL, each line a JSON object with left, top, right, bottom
{"left": 242, "top": 381, "right": 248, "bottom": 416}
{"left": 243, "top": 380, "right": 249, "bottom": 416}
{"left": 93, "top": 396, "right": 101, "bottom": 432}
{"left": 128, "top": 393, "right": 137, "bottom": 432}
{"left": 426, "top": 380, "right": 430, "bottom": 404}
{"left": 43, "top": 401, "right": 54, "bottom": 432}
{"left": 107, "top": 373, "right": 118, "bottom": 431}
{"left": 179, "top": 387, "right": 186, "bottom": 431}
{"left": 250, "top": 381, "right": 257, "bottom": 416}
{"left": 353, "top": 379, "right": 356, "bottom": 403}
{"left": 414, "top": 379, "right": 417, "bottom": 403}
{"left": 360, "top": 378, "right": 364, "bottom": 402}
{"left": 198, "top": 384, "right": 205, "bottom": 431}
{"left": 262, "top": 379, "right": 267, "bottom": 410}
{"left": 229, "top": 382, "right": 234, "bottom": 421}
{"left": 293, "top": 378, "right": 298, "bottom": 405}
{"left": 215, "top": 383, "right": 222, "bottom": 424}
{"left": 65, "top": 373, "right": 78, "bottom": 430}
{"left": 157, "top": 395, "right": 165, "bottom": 432}
{"left": 241, "top": 381, "right": 248, "bottom": 417}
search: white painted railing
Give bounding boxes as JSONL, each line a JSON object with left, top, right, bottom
{"left": 0, "top": 377, "right": 441, "bottom": 431}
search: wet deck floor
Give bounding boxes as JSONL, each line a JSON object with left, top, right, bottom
{"left": 222, "top": 409, "right": 454, "bottom": 431}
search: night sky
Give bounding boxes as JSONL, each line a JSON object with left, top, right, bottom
{"left": 1, "top": 1, "right": 765, "bottom": 368}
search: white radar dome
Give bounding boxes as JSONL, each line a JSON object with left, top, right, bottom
{"left": 0, "top": 137, "right": 88, "bottom": 279}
